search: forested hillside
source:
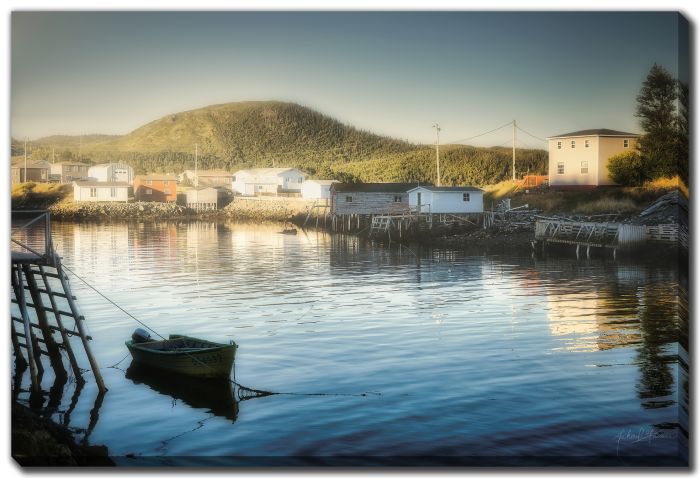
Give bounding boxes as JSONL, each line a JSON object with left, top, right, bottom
{"left": 13, "top": 101, "right": 547, "bottom": 185}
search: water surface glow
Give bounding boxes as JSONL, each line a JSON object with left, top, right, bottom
{"left": 13, "top": 221, "right": 686, "bottom": 466}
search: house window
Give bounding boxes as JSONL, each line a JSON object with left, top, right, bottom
{"left": 163, "top": 181, "right": 169, "bottom": 186}
{"left": 232, "top": 176, "right": 236, "bottom": 181}
{"left": 394, "top": 195, "right": 402, "bottom": 202}
{"left": 110, "top": 187, "right": 117, "bottom": 197}
{"left": 585, "top": 139, "right": 590, "bottom": 148}
{"left": 146, "top": 180, "right": 152, "bottom": 186}
{"left": 557, "top": 141, "right": 562, "bottom": 150}
{"left": 345, "top": 195, "right": 353, "bottom": 202}
{"left": 146, "top": 188, "right": 152, "bottom": 195}
{"left": 90, "top": 187, "right": 96, "bottom": 197}
{"left": 257, "top": 185, "right": 263, "bottom": 191}
{"left": 298, "top": 178, "right": 303, "bottom": 183}
{"left": 570, "top": 140, "right": 576, "bottom": 149}
{"left": 623, "top": 139, "right": 629, "bottom": 148}
{"left": 557, "top": 162, "right": 565, "bottom": 174}
{"left": 580, "top": 161, "right": 588, "bottom": 174}
{"left": 463, "top": 193, "right": 470, "bottom": 202}
{"left": 164, "top": 188, "right": 171, "bottom": 195}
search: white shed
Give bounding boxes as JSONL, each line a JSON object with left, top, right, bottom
{"left": 302, "top": 179, "right": 339, "bottom": 200}
{"left": 88, "top": 162, "right": 135, "bottom": 184}
{"left": 73, "top": 181, "right": 131, "bottom": 202}
{"left": 186, "top": 187, "right": 218, "bottom": 211}
{"left": 407, "top": 186, "right": 484, "bottom": 214}
{"left": 232, "top": 167, "right": 307, "bottom": 196}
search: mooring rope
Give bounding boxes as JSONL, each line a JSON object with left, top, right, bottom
{"left": 59, "top": 261, "right": 381, "bottom": 401}
{"left": 60, "top": 262, "right": 166, "bottom": 340}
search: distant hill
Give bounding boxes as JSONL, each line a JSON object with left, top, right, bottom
{"left": 14, "top": 101, "right": 547, "bottom": 185}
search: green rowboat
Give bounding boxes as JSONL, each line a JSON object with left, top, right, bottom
{"left": 125, "top": 333, "right": 237, "bottom": 379}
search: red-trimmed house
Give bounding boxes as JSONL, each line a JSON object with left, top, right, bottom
{"left": 134, "top": 174, "right": 178, "bottom": 202}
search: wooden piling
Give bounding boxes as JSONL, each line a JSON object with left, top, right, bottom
{"left": 38, "top": 265, "right": 83, "bottom": 381}
{"left": 23, "top": 264, "right": 66, "bottom": 379}
{"left": 57, "top": 264, "right": 107, "bottom": 392}
{"left": 11, "top": 267, "right": 40, "bottom": 392}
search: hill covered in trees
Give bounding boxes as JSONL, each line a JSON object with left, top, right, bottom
{"left": 13, "top": 101, "right": 547, "bottom": 185}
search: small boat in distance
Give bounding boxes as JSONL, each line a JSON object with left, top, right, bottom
{"left": 279, "top": 227, "right": 297, "bottom": 235}
{"left": 125, "top": 329, "right": 237, "bottom": 379}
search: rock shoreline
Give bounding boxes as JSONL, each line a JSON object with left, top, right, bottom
{"left": 36, "top": 197, "right": 326, "bottom": 223}
{"left": 12, "top": 402, "right": 114, "bottom": 467}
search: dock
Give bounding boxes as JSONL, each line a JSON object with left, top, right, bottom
{"left": 11, "top": 210, "right": 106, "bottom": 393}
{"left": 534, "top": 218, "right": 684, "bottom": 257}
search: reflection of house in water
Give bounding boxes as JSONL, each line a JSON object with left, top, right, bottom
{"left": 546, "top": 289, "right": 642, "bottom": 353}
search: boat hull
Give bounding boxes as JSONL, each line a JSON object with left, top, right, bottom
{"left": 125, "top": 336, "right": 236, "bottom": 379}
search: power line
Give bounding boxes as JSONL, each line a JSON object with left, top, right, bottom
{"left": 444, "top": 121, "right": 513, "bottom": 145}
{"left": 515, "top": 125, "right": 547, "bottom": 143}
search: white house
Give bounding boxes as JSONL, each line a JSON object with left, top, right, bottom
{"left": 73, "top": 181, "right": 131, "bottom": 202}
{"left": 407, "top": 186, "right": 484, "bottom": 214}
{"left": 232, "top": 167, "right": 307, "bottom": 196}
{"left": 547, "top": 129, "right": 641, "bottom": 186}
{"left": 88, "top": 162, "right": 135, "bottom": 184}
{"left": 301, "top": 179, "right": 339, "bottom": 200}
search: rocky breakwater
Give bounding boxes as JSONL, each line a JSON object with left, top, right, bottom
{"left": 48, "top": 201, "right": 192, "bottom": 221}
{"left": 222, "top": 197, "right": 324, "bottom": 224}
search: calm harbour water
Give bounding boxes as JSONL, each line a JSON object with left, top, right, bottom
{"left": 13, "top": 221, "right": 687, "bottom": 466}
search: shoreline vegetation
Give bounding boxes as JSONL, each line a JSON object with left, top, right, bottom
{"left": 12, "top": 179, "right": 687, "bottom": 253}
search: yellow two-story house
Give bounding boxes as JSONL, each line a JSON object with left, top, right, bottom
{"left": 547, "top": 129, "right": 640, "bottom": 186}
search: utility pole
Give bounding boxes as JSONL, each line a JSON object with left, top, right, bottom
{"left": 52, "top": 147, "right": 55, "bottom": 164}
{"left": 194, "top": 143, "right": 199, "bottom": 188}
{"left": 24, "top": 138, "right": 27, "bottom": 183}
{"left": 433, "top": 123, "right": 441, "bottom": 187}
{"left": 512, "top": 120, "right": 516, "bottom": 181}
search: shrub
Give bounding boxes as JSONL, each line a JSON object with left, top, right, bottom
{"left": 607, "top": 151, "right": 649, "bottom": 186}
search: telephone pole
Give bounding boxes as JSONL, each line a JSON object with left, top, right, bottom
{"left": 194, "top": 143, "right": 199, "bottom": 188}
{"left": 433, "top": 123, "right": 441, "bottom": 187}
{"left": 512, "top": 120, "right": 516, "bottom": 181}
{"left": 24, "top": 138, "right": 27, "bottom": 183}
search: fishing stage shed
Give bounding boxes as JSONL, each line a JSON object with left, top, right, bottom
{"left": 10, "top": 210, "right": 106, "bottom": 395}
{"left": 330, "top": 182, "right": 416, "bottom": 232}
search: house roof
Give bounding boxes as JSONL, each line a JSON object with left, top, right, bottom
{"left": 89, "top": 162, "right": 132, "bottom": 171}
{"left": 183, "top": 169, "right": 233, "bottom": 177}
{"left": 234, "top": 167, "right": 304, "bottom": 177}
{"left": 408, "top": 185, "right": 483, "bottom": 193}
{"left": 548, "top": 129, "right": 641, "bottom": 139}
{"left": 54, "top": 161, "right": 91, "bottom": 166}
{"left": 11, "top": 161, "right": 49, "bottom": 169}
{"left": 73, "top": 181, "right": 131, "bottom": 187}
{"left": 305, "top": 179, "right": 339, "bottom": 185}
{"left": 331, "top": 182, "right": 419, "bottom": 193}
{"left": 136, "top": 174, "right": 178, "bottom": 181}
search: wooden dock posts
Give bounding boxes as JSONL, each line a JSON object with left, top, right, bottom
{"left": 11, "top": 210, "right": 106, "bottom": 393}
{"left": 534, "top": 218, "right": 683, "bottom": 258}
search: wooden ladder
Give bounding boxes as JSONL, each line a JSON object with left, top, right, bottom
{"left": 10, "top": 261, "right": 106, "bottom": 393}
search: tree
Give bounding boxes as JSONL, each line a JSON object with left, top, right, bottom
{"left": 607, "top": 151, "right": 648, "bottom": 186}
{"left": 635, "top": 63, "right": 679, "bottom": 178}
{"left": 676, "top": 80, "right": 689, "bottom": 184}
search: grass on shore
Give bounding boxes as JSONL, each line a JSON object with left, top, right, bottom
{"left": 11, "top": 182, "right": 72, "bottom": 208}
{"left": 483, "top": 176, "right": 686, "bottom": 215}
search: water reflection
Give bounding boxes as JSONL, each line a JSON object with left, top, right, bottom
{"left": 125, "top": 364, "right": 239, "bottom": 422}
{"left": 25, "top": 222, "right": 686, "bottom": 463}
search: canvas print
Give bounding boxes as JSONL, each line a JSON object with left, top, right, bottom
{"left": 9, "top": 11, "right": 688, "bottom": 467}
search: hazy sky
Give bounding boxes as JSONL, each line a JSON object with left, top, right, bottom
{"left": 11, "top": 11, "right": 686, "bottom": 146}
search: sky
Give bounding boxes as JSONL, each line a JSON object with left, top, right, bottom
{"left": 11, "top": 11, "right": 686, "bottom": 147}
